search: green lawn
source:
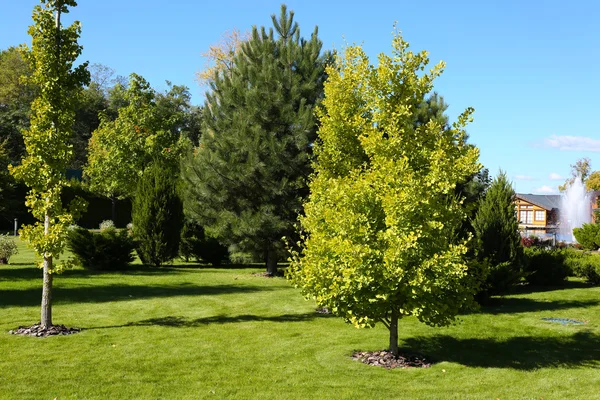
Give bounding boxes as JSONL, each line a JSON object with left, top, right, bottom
{"left": 1, "top": 238, "right": 600, "bottom": 399}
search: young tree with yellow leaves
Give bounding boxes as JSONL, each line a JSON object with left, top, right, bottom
{"left": 9, "top": 0, "right": 89, "bottom": 330}
{"left": 288, "top": 31, "right": 481, "bottom": 356}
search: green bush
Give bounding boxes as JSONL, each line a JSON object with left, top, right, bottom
{"left": 0, "top": 234, "right": 18, "bottom": 264}
{"left": 180, "top": 220, "right": 229, "bottom": 266}
{"left": 132, "top": 163, "right": 183, "bottom": 267}
{"left": 523, "top": 247, "right": 570, "bottom": 286}
{"left": 68, "top": 227, "right": 135, "bottom": 270}
{"left": 572, "top": 223, "right": 600, "bottom": 250}
{"left": 566, "top": 250, "right": 600, "bottom": 284}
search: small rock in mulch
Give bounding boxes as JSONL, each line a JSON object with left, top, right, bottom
{"left": 315, "top": 307, "right": 331, "bottom": 314}
{"left": 352, "top": 350, "right": 433, "bottom": 369}
{"left": 9, "top": 324, "right": 81, "bottom": 337}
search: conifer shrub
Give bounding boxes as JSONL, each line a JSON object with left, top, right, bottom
{"left": 472, "top": 172, "right": 524, "bottom": 298}
{"left": 523, "top": 247, "right": 570, "bottom": 286}
{"left": 573, "top": 223, "right": 600, "bottom": 250}
{"left": 68, "top": 227, "right": 135, "bottom": 270}
{"left": 132, "top": 163, "right": 183, "bottom": 267}
{"left": 180, "top": 220, "right": 229, "bottom": 266}
{"left": 0, "top": 234, "right": 18, "bottom": 264}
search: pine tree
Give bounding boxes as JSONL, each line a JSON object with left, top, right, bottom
{"left": 181, "top": 5, "right": 329, "bottom": 275}
{"left": 132, "top": 162, "right": 183, "bottom": 267}
{"left": 472, "top": 171, "right": 524, "bottom": 296}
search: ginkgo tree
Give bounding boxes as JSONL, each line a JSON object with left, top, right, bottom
{"left": 9, "top": 0, "right": 89, "bottom": 329}
{"left": 288, "top": 31, "right": 481, "bottom": 356}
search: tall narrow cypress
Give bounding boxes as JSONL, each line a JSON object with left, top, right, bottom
{"left": 132, "top": 162, "right": 183, "bottom": 267}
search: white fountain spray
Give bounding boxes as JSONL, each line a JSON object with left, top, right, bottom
{"left": 560, "top": 176, "right": 591, "bottom": 242}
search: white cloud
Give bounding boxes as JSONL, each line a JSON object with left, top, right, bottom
{"left": 534, "top": 185, "right": 557, "bottom": 194}
{"left": 549, "top": 172, "right": 563, "bottom": 180}
{"left": 543, "top": 135, "right": 600, "bottom": 152}
{"left": 515, "top": 175, "right": 535, "bottom": 181}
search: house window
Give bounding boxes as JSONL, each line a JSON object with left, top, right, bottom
{"left": 520, "top": 210, "right": 533, "bottom": 224}
{"left": 535, "top": 210, "right": 545, "bottom": 221}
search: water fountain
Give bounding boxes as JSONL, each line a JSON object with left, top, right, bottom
{"left": 559, "top": 176, "right": 592, "bottom": 242}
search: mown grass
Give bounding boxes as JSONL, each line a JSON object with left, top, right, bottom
{"left": 1, "top": 238, "right": 600, "bottom": 399}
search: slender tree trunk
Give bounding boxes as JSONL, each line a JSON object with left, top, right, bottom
{"left": 41, "top": 212, "right": 53, "bottom": 328}
{"left": 389, "top": 308, "right": 399, "bottom": 357}
{"left": 266, "top": 246, "right": 278, "bottom": 276}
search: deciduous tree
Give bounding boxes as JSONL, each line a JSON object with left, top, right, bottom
{"left": 559, "top": 158, "right": 592, "bottom": 192}
{"left": 288, "top": 32, "right": 481, "bottom": 356}
{"left": 196, "top": 28, "right": 248, "bottom": 85}
{"left": 9, "top": 0, "right": 89, "bottom": 329}
{"left": 84, "top": 74, "right": 188, "bottom": 220}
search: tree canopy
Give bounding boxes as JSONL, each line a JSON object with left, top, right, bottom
{"left": 85, "top": 73, "right": 189, "bottom": 200}
{"left": 9, "top": 0, "right": 89, "bottom": 328}
{"left": 288, "top": 31, "right": 481, "bottom": 356}
{"left": 182, "top": 5, "right": 330, "bottom": 274}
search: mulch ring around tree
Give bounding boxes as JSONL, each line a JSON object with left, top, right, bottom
{"left": 352, "top": 350, "right": 434, "bottom": 369}
{"left": 9, "top": 324, "right": 81, "bottom": 337}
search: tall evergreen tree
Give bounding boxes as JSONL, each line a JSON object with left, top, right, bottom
{"left": 132, "top": 162, "right": 183, "bottom": 267}
{"left": 182, "top": 5, "right": 329, "bottom": 275}
{"left": 472, "top": 171, "right": 524, "bottom": 295}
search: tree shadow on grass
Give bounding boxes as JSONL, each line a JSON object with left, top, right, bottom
{"left": 511, "top": 280, "right": 593, "bottom": 295}
{"left": 479, "top": 297, "right": 600, "bottom": 315}
{"left": 0, "top": 283, "right": 270, "bottom": 308}
{"left": 401, "top": 331, "right": 600, "bottom": 370}
{"left": 0, "top": 265, "right": 193, "bottom": 282}
{"left": 127, "top": 312, "right": 333, "bottom": 327}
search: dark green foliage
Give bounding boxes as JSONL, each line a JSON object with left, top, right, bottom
{"left": 180, "top": 220, "right": 228, "bottom": 266}
{"left": 573, "top": 223, "right": 600, "bottom": 250}
{"left": 566, "top": 250, "right": 600, "bottom": 284}
{"left": 62, "top": 180, "right": 132, "bottom": 228}
{"left": 523, "top": 247, "right": 570, "bottom": 286}
{"left": 472, "top": 171, "right": 524, "bottom": 296}
{"left": 68, "top": 227, "right": 135, "bottom": 270}
{"left": 71, "top": 82, "right": 108, "bottom": 169}
{"left": 132, "top": 163, "right": 183, "bottom": 267}
{"left": 181, "top": 5, "right": 329, "bottom": 275}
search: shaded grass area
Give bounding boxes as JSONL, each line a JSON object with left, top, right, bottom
{"left": 2, "top": 238, "right": 600, "bottom": 399}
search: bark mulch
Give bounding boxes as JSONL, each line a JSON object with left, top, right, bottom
{"left": 9, "top": 324, "right": 81, "bottom": 337}
{"left": 352, "top": 350, "right": 433, "bottom": 369}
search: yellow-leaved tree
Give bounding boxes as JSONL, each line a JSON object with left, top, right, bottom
{"left": 9, "top": 0, "right": 89, "bottom": 330}
{"left": 288, "top": 31, "right": 481, "bottom": 356}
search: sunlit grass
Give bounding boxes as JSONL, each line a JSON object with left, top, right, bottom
{"left": 1, "top": 238, "right": 600, "bottom": 399}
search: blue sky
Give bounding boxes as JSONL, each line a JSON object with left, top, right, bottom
{"left": 2, "top": 0, "right": 599, "bottom": 194}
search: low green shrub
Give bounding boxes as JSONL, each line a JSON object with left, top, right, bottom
{"left": 572, "top": 223, "right": 600, "bottom": 250}
{"left": 68, "top": 227, "right": 135, "bottom": 270}
{"left": 523, "top": 247, "right": 570, "bottom": 286}
{"left": 473, "top": 259, "right": 522, "bottom": 302}
{"left": 180, "top": 220, "right": 229, "bottom": 266}
{"left": 566, "top": 250, "right": 600, "bottom": 284}
{"left": 0, "top": 234, "right": 18, "bottom": 264}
